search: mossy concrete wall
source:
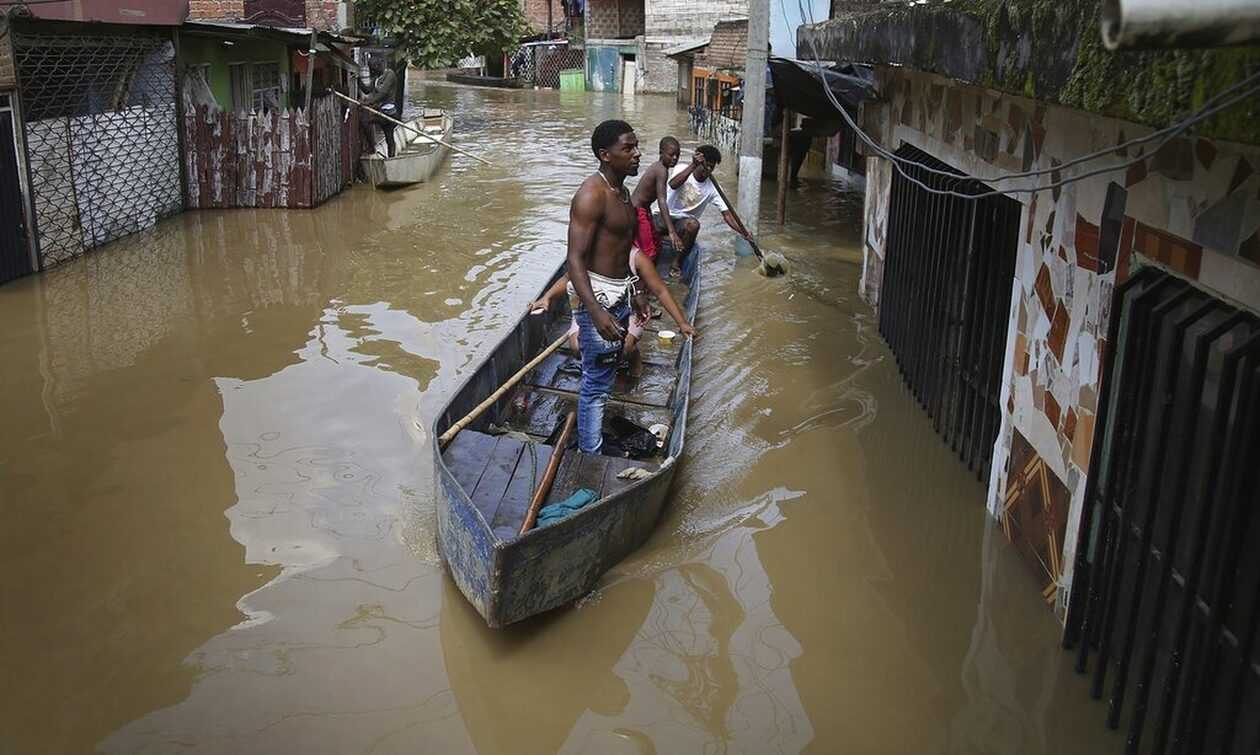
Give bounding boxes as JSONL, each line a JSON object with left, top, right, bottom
{"left": 798, "top": 0, "right": 1260, "bottom": 145}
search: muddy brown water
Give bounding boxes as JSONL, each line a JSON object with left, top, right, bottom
{"left": 0, "top": 82, "right": 1120, "bottom": 754}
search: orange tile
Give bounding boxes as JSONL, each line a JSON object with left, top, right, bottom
{"left": 1072, "top": 412, "right": 1096, "bottom": 469}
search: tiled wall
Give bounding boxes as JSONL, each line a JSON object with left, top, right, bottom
{"left": 860, "top": 67, "right": 1260, "bottom": 618}
{"left": 585, "top": 0, "right": 644, "bottom": 39}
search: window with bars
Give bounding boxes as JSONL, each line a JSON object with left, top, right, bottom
{"left": 251, "top": 62, "right": 281, "bottom": 112}
{"left": 229, "top": 61, "right": 284, "bottom": 113}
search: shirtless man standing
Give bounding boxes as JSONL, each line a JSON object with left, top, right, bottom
{"left": 568, "top": 120, "right": 695, "bottom": 454}
{"left": 629, "top": 136, "right": 684, "bottom": 259}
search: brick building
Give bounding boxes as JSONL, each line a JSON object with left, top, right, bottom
{"left": 521, "top": 0, "right": 566, "bottom": 35}
{"left": 189, "top": 0, "right": 352, "bottom": 31}
{"left": 584, "top": 0, "right": 746, "bottom": 94}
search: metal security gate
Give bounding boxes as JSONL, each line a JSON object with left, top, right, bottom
{"left": 878, "top": 144, "right": 1020, "bottom": 479}
{"left": 0, "top": 93, "right": 32, "bottom": 284}
{"left": 13, "top": 25, "right": 182, "bottom": 270}
{"left": 508, "top": 42, "right": 584, "bottom": 88}
{"left": 1064, "top": 268, "right": 1260, "bottom": 754}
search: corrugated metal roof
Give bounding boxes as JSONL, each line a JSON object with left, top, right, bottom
{"left": 694, "top": 18, "right": 748, "bottom": 72}
{"left": 663, "top": 37, "right": 710, "bottom": 58}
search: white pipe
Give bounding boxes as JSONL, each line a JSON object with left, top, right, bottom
{"left": 1101, "top": 0, "right": 1260, "bottom": 50}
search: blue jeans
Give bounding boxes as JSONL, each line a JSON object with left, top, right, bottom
{"left": 573, "top": 299, "right": 631, "bottom": 454}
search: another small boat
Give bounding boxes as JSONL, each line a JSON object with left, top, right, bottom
{"left": 445, "top": 72, "right": 526, "bottom": 89}
{"left": 433, "top": 247, "right": 701, "bottom": 628}
{"left": 360, "top": 109, "right": 453, "bottom": 188}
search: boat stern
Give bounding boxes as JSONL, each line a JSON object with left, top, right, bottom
{"left": 434, "top": 458, "right": 505, "bottom": 626}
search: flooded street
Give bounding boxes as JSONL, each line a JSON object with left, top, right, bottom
{"left": 0, "top": 82, "right": 1119, "bottom": 753}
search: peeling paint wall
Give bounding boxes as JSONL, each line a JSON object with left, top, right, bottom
{"left": 861, "top": 66, "right": 1260, "bottom": 619}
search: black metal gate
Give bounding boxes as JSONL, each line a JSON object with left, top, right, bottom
{"left": 1064, "top": 267, "right": 1260, "bottom": 754}
{"left": 878, "top": 144, "right": 1020, "bottom": 479}
{"left": 13, "top": 24, "right": 181, "bottom": 270}
{"left": 0, "top": 93, "right": 32, "bottom": 284}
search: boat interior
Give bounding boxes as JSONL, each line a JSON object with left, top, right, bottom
{"left": 396, "top": 109, "right": 447, "bottom": 154}
{"left": 439, "top": 259, "right": 696, "bottom": 542}
{"left": 365, "top": 109, "right": 448, "bottom": 160}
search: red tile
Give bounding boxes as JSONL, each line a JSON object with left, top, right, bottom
{"left": 1035, "top": 264, "right": 1055, "bottom": 316}
{"left": 1196, "top": 138, "right": 1217, "bottom": 170}
{"left": 1126, "top": 159, "right": 1148, "bottom": 187}
{"left": 1045, "top": 391, "right": 1061, "bottom": 428}
{"left": 1048, "top": 302, "right": 1070, "bottom": 362}
{"left": 1077, "top": 214, "right": 1101, "bottom": 272}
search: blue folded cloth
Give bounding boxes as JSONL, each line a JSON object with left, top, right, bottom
{"left": 536, "top": 488, "right": 598, "bottom": 526}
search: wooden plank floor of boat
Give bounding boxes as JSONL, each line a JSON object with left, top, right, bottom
{"left": 444, "top": 430, "right": 658, "bottom": 540}
{"left": 442, "top": 272, "right": 688, "bottom": 539}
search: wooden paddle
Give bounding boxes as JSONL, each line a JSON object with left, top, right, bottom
{"left": 438, "top": 330, "right": 569, "bottom": 450}
{"left": 331, "top": 90, "right": 493, "bottom": 167}
{"left": 519, "top": 411, "right": 577, "bottom": 534}
{"left": 708, "top": 175, "right": 788, "bottom": 276}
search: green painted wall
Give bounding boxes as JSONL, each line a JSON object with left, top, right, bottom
{"left": 180, "top": 35, "right": 292, "bottom": 110}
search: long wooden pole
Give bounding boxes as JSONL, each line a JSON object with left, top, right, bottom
{"left": 438, "top": 331, "right": 569, "bottom": 449}
{"left": 519, "top": 411, "right": 577, "bottom": 534}
{"left": 303, "top": 31, "right": 317, "bottom": 113}
{"left": 776, "top": 108, "right": 791, "bottom": 225}
{"left": 331, "top": 89, "right": 493, "bottom": 166}
{"left": 708, "top": 175, "right": 767, "bottom": 262}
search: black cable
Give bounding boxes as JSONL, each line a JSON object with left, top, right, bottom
{"left": 789, "top": 0, "right": 1260, "bottom": 198}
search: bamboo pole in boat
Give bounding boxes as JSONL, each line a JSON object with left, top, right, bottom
{"left": 520, "top": 411, "right": 577, "bottom": 535}
{"left": 331, "top": 90, "right": 493, "bottom": 166}
{"left": 437, "top": 331, "right": 570, "bottom": 450}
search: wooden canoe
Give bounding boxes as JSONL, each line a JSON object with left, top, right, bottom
{"left": 445, "top": 72, "right": 527, "bottom": 89}
{"left": 433, "top": 246, "right": 701, "bottom": 628}
{"left": 360, "top": 109, "right": 453, "bottom": 188}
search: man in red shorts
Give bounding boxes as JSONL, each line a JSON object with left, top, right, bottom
{"left": 629, "top": 136, "right": 684, "bottom": 260}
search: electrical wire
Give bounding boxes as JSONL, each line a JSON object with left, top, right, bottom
{"left": 782, "top": 0, "right": 1260, "bottom": 184}
{"left": 787, "top": 0, "right": 1260, "bottom": 198}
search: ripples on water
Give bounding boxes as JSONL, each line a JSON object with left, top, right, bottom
{"left": 0, "top": 81, "right": 1118, "bottom": 754}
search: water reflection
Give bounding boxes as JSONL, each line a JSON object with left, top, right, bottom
{"left": 0, "top": 80, "right": 1120, "bottom": 755}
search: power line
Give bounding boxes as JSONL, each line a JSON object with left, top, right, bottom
{"left": 788, "top": 0, "right": 1260, "bottom": 199}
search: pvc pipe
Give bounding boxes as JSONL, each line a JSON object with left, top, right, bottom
{"left": 1101, "top": 0, "right": 1260, "bottom": 49}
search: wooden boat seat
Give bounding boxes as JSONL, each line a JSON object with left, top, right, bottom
{"left": 525, "top": 350, "right": 676, "bottom": 408}
{"left": 442, "top": 429, "right": 658, "bottom": 541}
{"left": 498, "top": 385, "right": 672, "bottom": 444}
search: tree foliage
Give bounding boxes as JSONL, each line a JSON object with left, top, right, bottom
{"left": 357, "top": 0, "right": 525, "bottom": 69}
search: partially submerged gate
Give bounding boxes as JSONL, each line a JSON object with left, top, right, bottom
{"left": 0, "top": 93, "right": 32, "bottom": 284}
{"left": 12, "top": 25, "right": 182, "bottom": 270}
{"left": 1065, "top": 267, "right": 1259, "bottom": 753}
{"left": 878, "top": 144, "right": 1020, "bottom": 480}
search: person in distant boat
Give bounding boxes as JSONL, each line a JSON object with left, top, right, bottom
{"left": 565, "top": 120, "right": 695, "bottom": 454}
{"left": 629, "top": 136, "right": 684, "bottom": 260}
{"left": 657, "top": 144, "right": 753, "bottom": 277}
{"left": 359, "top": 58, "right": 399, "bottom": 157}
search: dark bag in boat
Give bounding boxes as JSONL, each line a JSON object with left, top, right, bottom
{"left": 601, "top": 416, "right": 657, "bottom": 460}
